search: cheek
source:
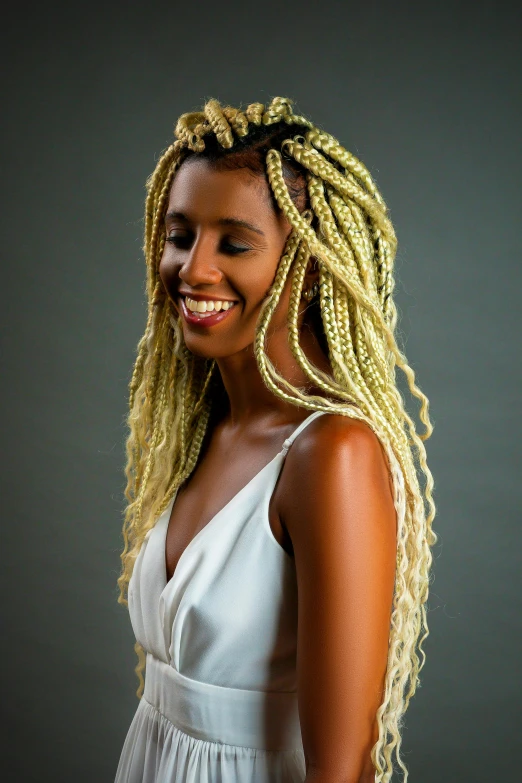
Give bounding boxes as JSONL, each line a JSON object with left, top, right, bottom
{"left": 237, "top": 275, "right": 275, "bottom": 313}
{"left": 158, "top": 251, "right": 178, "bottom": 290}
{"left": 263, "top": 253, "right": 290, "bottom": 302}
{"left": 248, "top": 267, "right": 278, "bottom": 300}
{"left": 249, "top": 251, "right": 286, "bottom": 299}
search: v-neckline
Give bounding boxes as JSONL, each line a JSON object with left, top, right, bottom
{"left": 160, "top": 448, "right": 285, "bottom": 591}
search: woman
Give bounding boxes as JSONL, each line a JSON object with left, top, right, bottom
{"left": 114, "top": 96, "right": 436, "bottom": 783}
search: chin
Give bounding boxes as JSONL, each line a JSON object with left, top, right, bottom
{"left": 181, "top": 334, "right": 255, "bottom": 362}
{"left": 180, "top": 336, "right": 227, "bottom": 360}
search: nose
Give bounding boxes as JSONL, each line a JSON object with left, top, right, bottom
{"left": 178, "top": 233, "right": 223, "bottom": 288}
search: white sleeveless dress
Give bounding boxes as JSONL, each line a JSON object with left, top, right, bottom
{"left": 115, "top": 410, "right": 329, "bottom": 783}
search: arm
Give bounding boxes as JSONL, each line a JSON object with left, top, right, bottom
{"left": 280, "top": 415, "right": 397, "bottom": 783}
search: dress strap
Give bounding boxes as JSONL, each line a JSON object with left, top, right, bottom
{"left": 281, "top": 410, "right": 330, "bottom": 455}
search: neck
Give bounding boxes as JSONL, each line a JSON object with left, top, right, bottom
{"left": 213, "top": 315, "right": 331, "bottom": 429}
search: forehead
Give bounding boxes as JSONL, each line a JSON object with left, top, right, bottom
{"left": 166, "top": 157, "right": 275, "bottom": 223}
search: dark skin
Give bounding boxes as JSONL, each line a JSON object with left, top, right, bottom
{"left": 158, "top": 157, "right": 397, "bottom": 783}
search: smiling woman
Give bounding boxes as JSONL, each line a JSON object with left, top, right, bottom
{"left": 158, "top": 157, "right": 318, "bottom": 366}
{"left": 114, "top": 96, "right": 436, "bottom": 783}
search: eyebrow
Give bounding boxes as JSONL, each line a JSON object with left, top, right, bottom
{"left": 165, "top": 211, "right": 265, "bottom": 237}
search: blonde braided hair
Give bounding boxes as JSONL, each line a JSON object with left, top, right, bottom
{"left": 118, "top": 95, "right": 437, "bottom": 783}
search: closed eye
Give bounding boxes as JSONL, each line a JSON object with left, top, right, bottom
{"left": 165, "top": 234, "right": 250, "bottom": 255}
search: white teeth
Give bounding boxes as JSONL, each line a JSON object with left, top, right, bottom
{"left": 189, "top": 299, "right": 221, "bottom": 313}
{"left": 185, "top": 297, "right": 235, "bottom": 314}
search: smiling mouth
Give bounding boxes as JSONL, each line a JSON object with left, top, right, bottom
{"left": 179, "top": 295, "right": 239, "bottom": 326}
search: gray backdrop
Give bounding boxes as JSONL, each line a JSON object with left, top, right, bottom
{"left": 1, "top": 1, "right": 520, "bottom": 781}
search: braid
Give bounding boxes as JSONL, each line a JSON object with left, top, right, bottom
{"left": 204, "top": 99, "right": 235, "bottom": 148}
{"left": 281, "top": 138, "right": 396, "bottom": 243}
{"left": 286, "top": 239, "right": 356, "bottom": 405}
{"left": 118, "top": 95, "right": 437, "bottom": 782}
{"left": 327, "top": 187, "right": 379, "bottom": 297}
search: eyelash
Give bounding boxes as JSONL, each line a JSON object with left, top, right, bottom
{"left": 165, "top": 235, "right": 250, "bottom": 255}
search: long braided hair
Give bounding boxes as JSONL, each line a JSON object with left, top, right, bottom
{"left": 117, "top": 96, "right": 436, "bottom": 783}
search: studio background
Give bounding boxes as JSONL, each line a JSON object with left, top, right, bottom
{"left": 1, "top": 2, "right": 519, "bottom": 781}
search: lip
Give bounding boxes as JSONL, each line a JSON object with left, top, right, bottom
{"left": 179, "top": 295, "right": 238, "bottom": 328}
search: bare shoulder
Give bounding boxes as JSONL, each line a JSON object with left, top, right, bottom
{"left": 278, "top": 412, "right": 397, "bottom": 564}
{"left": 291, "top": 411, "right": 389, "bottom": 460}
{"left": 280, "top": 413, "right": 394, "bottom": 517}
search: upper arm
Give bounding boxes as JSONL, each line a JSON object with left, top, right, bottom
{"left": 280, "top": 415, "right": 397, "bottom": 782}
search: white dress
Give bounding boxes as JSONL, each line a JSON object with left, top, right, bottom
{"left": 114, "top": 410, "right": 329, "bottom": 782}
